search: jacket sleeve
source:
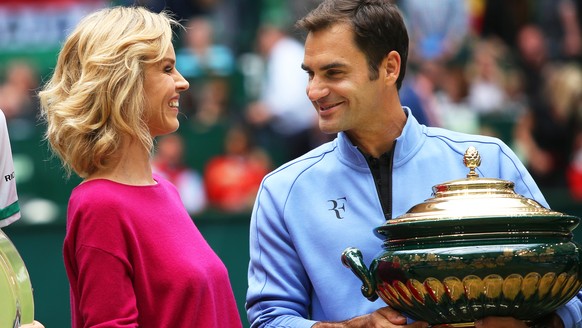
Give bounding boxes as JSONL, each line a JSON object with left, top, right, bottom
{"left": 492, "top": 141, "right": 549, "bottom": 208}
{"left": 246, "top": 181, "right": 317, "bottom": 328}
{"left": 556, "top": 293, "right": 582, "bottom": 327}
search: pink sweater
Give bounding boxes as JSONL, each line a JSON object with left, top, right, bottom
{"left": 64, "top": 175, "right": 242, "bottom": 328}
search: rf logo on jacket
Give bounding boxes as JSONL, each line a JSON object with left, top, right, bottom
{"left": 328, "top": 197, "right": 347, "bottom": 219}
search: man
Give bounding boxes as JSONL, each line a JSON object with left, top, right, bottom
{"left": 246, "top": 1, "right": 582, "bottom": 327}
{"left": 1, "top": 109, "right": 20, "bottom": 228}
{"left": 1, "top": 109, "right": 44, "bottom": 327}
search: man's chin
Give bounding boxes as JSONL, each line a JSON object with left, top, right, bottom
{"left": 319, "top": 124, "right": 340, "bottom": 135}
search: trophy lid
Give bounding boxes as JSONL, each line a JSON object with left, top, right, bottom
{"left": 394, "top": 146, "right": 568, "bottom": 221}
{"left": 376, "top": 146, "right": 579, "bottom": 239}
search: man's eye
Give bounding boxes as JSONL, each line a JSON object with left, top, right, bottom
{"left": 327, "top": 70, "right": 342, "bottom": 77}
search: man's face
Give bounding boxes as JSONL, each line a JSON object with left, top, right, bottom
{"left": 301, "top": 22, "right": 389, "bottom": 136}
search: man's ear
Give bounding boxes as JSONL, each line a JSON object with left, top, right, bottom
{"left": 382, "top": 51, "right": 401, "bottom": 85}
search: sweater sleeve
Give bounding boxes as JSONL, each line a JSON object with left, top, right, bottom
{"left": 65, "top": 188, "right": 139, "bottom": 328}
{"left": 74, "top": 245, "right": 138, "bottom": 327}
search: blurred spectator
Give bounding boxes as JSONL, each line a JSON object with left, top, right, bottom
{"left": 0, "top": 108, "right": 20, "bottom": 228}
{"left": 480, "top": 0, "right": 529, "bottom": 49}
{"left": 398, "top": 0, "right": 470, "bottom": 65}
{"left": 204, "top": 124, "right": 271, "bottom": 213}
{"left": 175, "top": 15, "right": 235, "bottom": 79}
{"left": 399, "top": 64, "right": 439, "bottom": 127}
{"left": 244, "top": 21, "right": 323, "bottom": 163}
{"left": 152, "top": 133, "right": 207, "bottom": 215}
{"left": 115, "top": 0, "right": 248, "bottom": 53}
{"left": 516, "top": 24, "right": 550, "bottom": 108}
{"left": 466, "top": 37, "right": 511, "bottom": 115}
{"left": 515, "top": 63, "right": 582, "bottom": 190}
{"left": 0, "top": 107, "right": 45, "bottom": 328}
{"left": 0, "top": 61, "right": 39, "bottom": 133}
{"left": 115, "top": 0, "right": 218, "bottom": 19}
{"left": 533, "top": 0, "right": 582, "bottom": 62}
{"left": 434, "top": 64, "right": 479, "bottom": 134}
{"left": 466, "top": 0, "right": 486, "bottom": 35}
{"left": 180, "top": 77, "right": 233, "bottom": 128}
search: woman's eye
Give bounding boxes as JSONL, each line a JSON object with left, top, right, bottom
{"left": 164, "top": 66, "right": 174, "bottom": 73}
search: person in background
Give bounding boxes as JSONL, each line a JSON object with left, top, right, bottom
{"left": 398, "top": 0, "right": 470, "bottom": 65}
{"left": 0, "top": 61, "right": 39, "bottom": 133}
{"left": 175, "top": 15, "right": 235, "bottom": 79}
{"left": 1, "top": 109, "right": 21, "bottom": 228}
{"left": 152, "top": 133, "right": 207, "bottom": 214}
{"left": 245, "top": 19, "right": 327, "bottom": 163}
{"left": 246, "top": 1, "right": 580, "bottom": 327}
{"left": 39, "top": 7, "right": 242, "bottom": 328}
{"left": 397, "top": 65, "right": 435, "bottom": 127}
{"left": 515, "top": 63, "right": 582, "bottom": 190}
{"left": 1, "top": 108, "right": 45, "bottom": 328}
{"left": 204, "top": 123, "right": 271, "bottom": 213}
{"left": 516, "top": 24, "right": 549, "bottom": 108}
{"left": 465, "top": 37, "right": 511, "bottom": 116}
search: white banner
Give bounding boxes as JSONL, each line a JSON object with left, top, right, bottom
{"left": 0, "top": 0, "right": 107, "bottom": 52}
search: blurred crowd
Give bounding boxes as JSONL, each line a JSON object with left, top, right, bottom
{"left": 3, "top": 0, "right": 582, "bottom": 217}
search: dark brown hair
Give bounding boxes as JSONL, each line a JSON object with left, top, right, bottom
{"left": 296, "top": 0, "right": 409, "bottom": 89}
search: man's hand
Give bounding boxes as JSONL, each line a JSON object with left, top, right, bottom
{"left": 313, "top": 306, "right": 428, "bottom": 328}
{"left": 475, "top": 317, "right": 528, "bottom": 328}
{"left": 475, "top": 313, "right": 564, "bottom": 328}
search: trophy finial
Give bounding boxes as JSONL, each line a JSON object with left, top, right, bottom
{"left": 463, "top": 146, "right": 481, "bottom": 178}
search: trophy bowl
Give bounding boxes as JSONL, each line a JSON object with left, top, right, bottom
{"left": 342, "top": 146, "right": 582, "bottom": 327}
{"left": 0, "top": 229, "right": 35, "bottom": 327}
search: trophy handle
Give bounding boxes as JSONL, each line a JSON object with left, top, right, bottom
{"left": 341, "top": 247, "right": 378, "bottom": 301}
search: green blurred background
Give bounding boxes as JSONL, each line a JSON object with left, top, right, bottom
{"left": 3, "top": 1, "right": 582, "bottom": 327}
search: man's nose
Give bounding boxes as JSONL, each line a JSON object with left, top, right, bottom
{"left": 306, "top": 76, "right": 328, "bottom": 101}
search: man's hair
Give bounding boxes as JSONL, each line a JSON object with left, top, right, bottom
{"left": 296, "top": 0, "right": 409, "bottom": 89}
{"left": 39, "top": 6, "right": 180, "bottom": 178}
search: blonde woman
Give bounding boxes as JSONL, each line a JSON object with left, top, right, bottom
{"left": 39, "top": 6, "right": 242, "bottom": 328}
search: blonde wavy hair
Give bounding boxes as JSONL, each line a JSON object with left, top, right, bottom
{"left": 39, "top": 6, "right": 180, "bottom": 178}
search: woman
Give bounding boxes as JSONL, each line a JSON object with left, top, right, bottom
{"left": 39, "top": 6, "right": 242, "bottom": 328}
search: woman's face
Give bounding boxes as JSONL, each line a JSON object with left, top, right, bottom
{"left": 143, "top": 45, "right": 189, "bottom": 137}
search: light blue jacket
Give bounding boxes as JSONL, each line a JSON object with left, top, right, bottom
{"left": 246, "top": 108, "right": 582, "bottom": 327}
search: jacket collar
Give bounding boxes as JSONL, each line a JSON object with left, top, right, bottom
{"left": 336, "top": 107, "right": 424, "bottom": 169}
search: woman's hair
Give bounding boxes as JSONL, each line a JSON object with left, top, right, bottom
{"left": 39, "top": 6, "right": 180, "bottom": 178}
{"left": 295, "top": 0, "right": 409, "bottom": 89}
